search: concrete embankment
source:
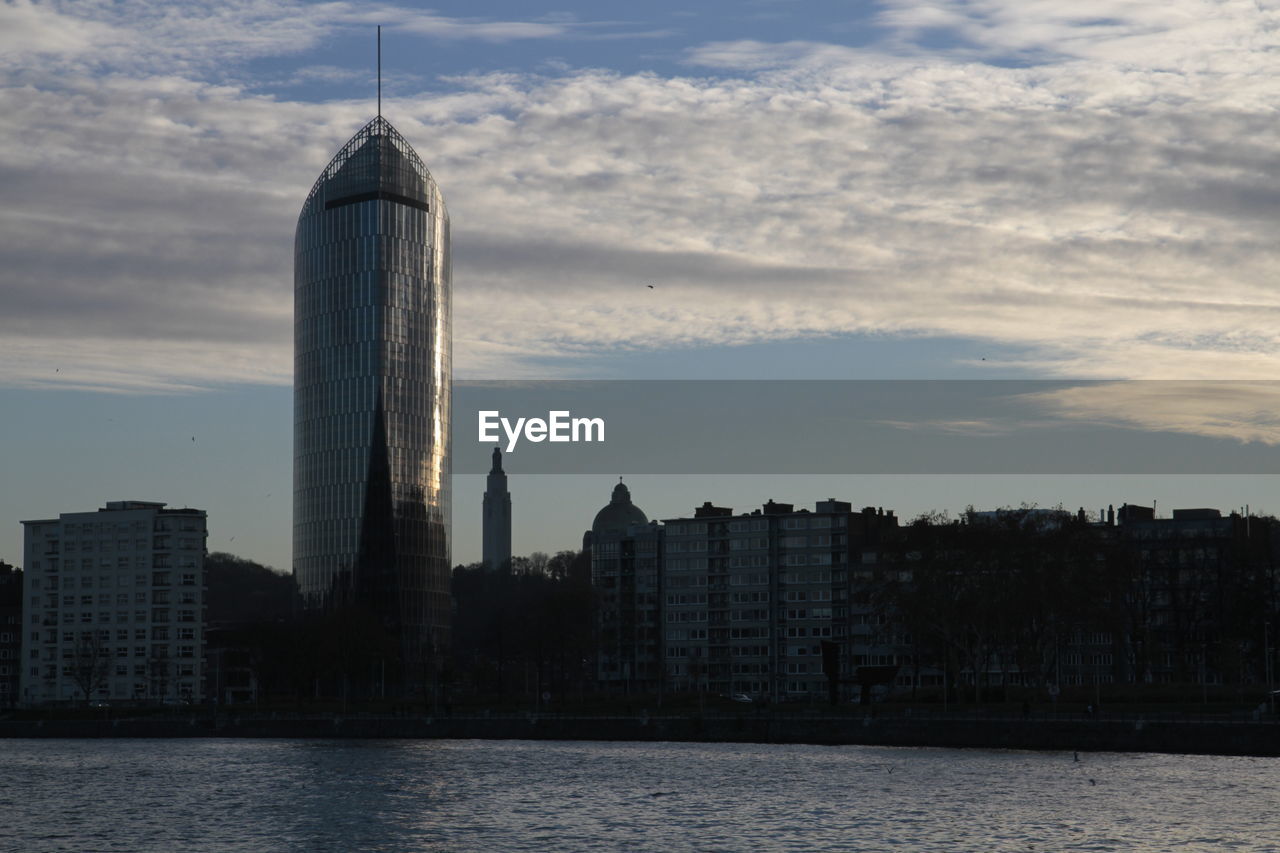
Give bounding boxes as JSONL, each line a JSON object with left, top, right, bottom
{"left": 2, "top": 713, "right": 1278, "bottom": 756}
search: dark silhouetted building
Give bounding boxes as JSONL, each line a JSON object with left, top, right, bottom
{"left": 482, "top": 448, "right": 511, "bottom": 571}
{"left": 585, "top": 490, "right": 905, "bottom": 700}
{"left": 592, "top": 490, "right": 1280, "bottom": 703}
{"left": 293, "top": 115, "right": 452, "bottom": 666}
{"left": 586, "top": 480, "right": 660, "bottom": 691}
{"left": 0, "top": 560, "right": 21, "bottom": 707}
{"left": 662, "top": 499, "right": 900, "bottom": 702}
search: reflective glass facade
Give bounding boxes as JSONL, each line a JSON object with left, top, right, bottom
{"left": 294, "top": 117, "right": 451, "bottom": 657}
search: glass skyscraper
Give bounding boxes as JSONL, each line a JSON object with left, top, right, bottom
{"left": 294, "top": 116, "right": 451, "bottom": 663}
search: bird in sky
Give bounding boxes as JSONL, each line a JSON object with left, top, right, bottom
{"left": 647, "top": 285, "right": 654, "bottom": 289}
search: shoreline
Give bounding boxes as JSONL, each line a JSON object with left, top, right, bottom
{"left": 2, "top": 712, "right": 1277, "bottom": 757}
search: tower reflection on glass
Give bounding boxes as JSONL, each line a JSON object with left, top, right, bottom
{"left": 292, "top": 48, "right": 451, "bottom": 674}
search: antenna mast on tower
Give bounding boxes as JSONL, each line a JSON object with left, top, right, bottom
{"left": 377, "top": 25, "right": 382, "bottom": 118}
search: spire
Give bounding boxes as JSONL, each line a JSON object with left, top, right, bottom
{"left": 376, "top": 25, "right": 382, "bottom": 119}
{"left": 491, "top": 447, "right": 503, "bottom": 473}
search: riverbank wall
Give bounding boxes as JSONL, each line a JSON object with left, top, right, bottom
{"left": 2, "top": 713, "right": 1277, "bottom": 756}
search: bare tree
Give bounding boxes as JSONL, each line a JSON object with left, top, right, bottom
{"left": 148, "top": 656, "right": 173, "bottom": 703}
{"left": 70, "top": 633, "right": 111, "bottom": 705}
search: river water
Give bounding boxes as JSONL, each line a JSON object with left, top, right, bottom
{"left": 1, "top": 738, "right": 1276, "bottom": 852}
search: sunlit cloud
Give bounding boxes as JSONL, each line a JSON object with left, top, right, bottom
{"left": 1022, "top": 381, "right": 1280, "bottom": 445}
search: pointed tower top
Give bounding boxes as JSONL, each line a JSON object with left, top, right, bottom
{"left": 491, "top": 447, "right": 503, "bottom": 473}
{"left": 298, "top": 116, "right": 445, "bottom": 220}
{"left": 377, "top": 25, "right": 382, "bottom": 119}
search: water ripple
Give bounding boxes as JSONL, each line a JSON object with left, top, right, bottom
{"left": 2, "top": 739, "right": 1278, "bottom": 852}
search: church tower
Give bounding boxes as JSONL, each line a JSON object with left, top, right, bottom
{"left": 482, "top": 447, "right": 512, "bottom": 570}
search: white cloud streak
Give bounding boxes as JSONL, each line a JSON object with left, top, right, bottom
{"left": 0, "top": 1, "right": 578, "bottom": 77}
{"left": 4, "top": 0, "right": 1280, "bottom": 390}
{"left": 1022, "top": 382, "right": 1280, "bottom": 445}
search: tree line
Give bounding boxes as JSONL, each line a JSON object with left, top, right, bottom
{"left": 205, "top": 549, "right": 594, "bottom": 708}
{"left": 875, "top": 509, "right": 1280, "bottom": 702}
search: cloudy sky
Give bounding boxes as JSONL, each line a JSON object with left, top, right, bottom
{"left": 3, "top": 0, "right": 1279, "bottom": 570}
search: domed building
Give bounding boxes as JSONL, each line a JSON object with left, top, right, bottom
{"left": 585, "top": 480, "right": 661, "bottom": 692}
{"left": 591, "top": 481, "right": 648, "bottom": 539}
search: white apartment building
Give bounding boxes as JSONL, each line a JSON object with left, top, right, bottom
{"left": 19, "top": 501, "right": 207, "bottom": 706}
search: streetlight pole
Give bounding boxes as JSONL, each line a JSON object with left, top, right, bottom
{"left": 1266, "top": 621, "right": 1274, "bottom": 715}
{"left": 1200, "top": 642, "right": 1207, "bottom": 709}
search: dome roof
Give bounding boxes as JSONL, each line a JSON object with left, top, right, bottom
{"left": 591, "top": 481, "right": 648, "bottom": 537}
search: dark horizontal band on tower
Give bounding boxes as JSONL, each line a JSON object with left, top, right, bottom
{"left": 324, "top": 190, "right": 430, "bottom": 213}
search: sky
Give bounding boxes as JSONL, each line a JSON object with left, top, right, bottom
{"left": 3, "top": 0, "right": 1280, "bottom": 571}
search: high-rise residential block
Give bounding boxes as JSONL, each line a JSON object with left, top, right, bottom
{"left": 19, "top": 501, "right": 207, "bottom": 706}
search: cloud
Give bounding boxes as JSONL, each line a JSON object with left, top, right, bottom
{"left": 874, "top": 0, "right": 1280, "bottom": 71}
{"left": 4, "top": 1, "right": 1280, "bottom": 390}
{"left": 683, "top": 40, "right": 860, "bottom": 71}
{"left": 0, "top": 1, "right": 583, "bottom": 78}
{"left": 1022, "top": 382, "right": 1280, "bottom": 445}
{"left": 390, "top": 12, "right": 566, "bottom": 42}
{"left": 0, "top": 0, "right": 122, "bottom": 58}
{"left": 1, "top": 335, "right": 289, "bottom": 393}
{"left": 877, "top": 418, "right": 1019, "bottom": 437}
{"left": 283, "top": 65, "right": 369, "bottom": 85}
